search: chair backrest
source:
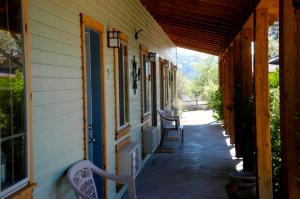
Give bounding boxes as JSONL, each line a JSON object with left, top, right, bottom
{"left": 67, "top": 160, "right": 98, "bottom": 199}
{"left": 158, "top": 110, "right": 173, "bottom": 127}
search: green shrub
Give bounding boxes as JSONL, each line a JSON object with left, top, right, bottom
{"left": 268, "top": 69, "right": 281, "bottom": 196}
{"left": 207, "top": 86, "right": 224, "bottom": 122}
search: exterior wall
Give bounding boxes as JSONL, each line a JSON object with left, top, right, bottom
{"left": 28, "top": 0, "right": 176, "bottom": 198}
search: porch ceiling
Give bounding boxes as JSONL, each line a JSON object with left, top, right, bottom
{"left": 140, "top": 0, "right": 260, "bottom": 55}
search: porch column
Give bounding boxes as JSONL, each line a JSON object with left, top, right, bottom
{"left": 218, "top": 57, "right": 223, "bottom": 90}
{"left": 228, "top": 46, "right": 235, "bottom": 144}
{"left": 280, "top": 0, "right": 300, "bottom": 198}
{"left": 222, "top": 51, "right": 230, "bottom": 134}
{"left": 254, "top": 8, "right": 273, "bottom": 199}
{"left": 241, "top": 26, "right": 255, "bottom": 171}
{"left": 233, "top": 35, "right": 243, "bottom": 157}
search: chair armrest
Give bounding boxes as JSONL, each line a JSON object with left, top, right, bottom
{"left": 90, "top": 164, "right": 132, "bottom": 184}
{"left": 90, "top": 163, "right": 137, "bottom": 199}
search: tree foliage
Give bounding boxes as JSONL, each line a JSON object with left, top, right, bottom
{"left": 269, "top": 22, "right": 279, "bottom": 59}
{"left": 177, "top": 55, "right": 218, "bottom": 107}
{"left": 188, "top": 57, "right": 218, "bottom": 103}
{"left": 269, "top": 69, "right": 281, "bottom": 196}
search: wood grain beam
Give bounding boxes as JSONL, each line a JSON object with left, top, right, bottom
{"left": 154, "top": 15, "right": 232, "bottom": 33}
{"left": 147, "top": 8, "right": 235, "bottom": 27}
{"left": 279, "top": 0, "right": 300, "bottom": 198}
{"left": 160, "top": 22, "right": 228, "bottom": 38}
{"left": 254, "top": 8, "right": 273, "bottom": 199}
{"left": 177, "top": 43, "right": 219, "bottom": 55}
{"left": 141, "top": 0, "right": 245, "bottom": 18}
{"left": 142, "top": 3, "right": 238, "bottom": 25}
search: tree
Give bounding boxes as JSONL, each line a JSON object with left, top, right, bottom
{"left": 187, "top": 57, "right": 218, "bottom": 106}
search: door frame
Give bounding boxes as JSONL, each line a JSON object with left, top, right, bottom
{"left": 151, "top": 60, "right": 158, "bottom": 126}
{"left": 80, "top": 13, "right": 107, "bottom": 197}
{"left": 159, "top": 57, "right": 165, "bottom": 110}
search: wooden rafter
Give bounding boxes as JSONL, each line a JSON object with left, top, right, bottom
{"left": 140, "top": 0, "right": 260, "bottom": 54}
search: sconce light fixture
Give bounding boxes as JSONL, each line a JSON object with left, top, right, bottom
{"left": 164, "top": 60, "right": 169, "bottom": 68}
{"left": 293, "top": 0, "right": 300, "bottom": 9}
{"left": 107, "top": 30, "right": 121, "bottom": 48}
{"left": 148, "top": 52, "right": 156, "bottom": 62}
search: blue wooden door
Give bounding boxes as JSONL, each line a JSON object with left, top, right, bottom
{"left": 152, "top": 62, "right": 158, "bottom": 126}
{"left": 85, "top": 28, "right": 104, "bottom": 198}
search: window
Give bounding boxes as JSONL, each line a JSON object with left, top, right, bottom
{"left": 0, "top": 0, "right": 28, "bottom": 197}
{"left": 141, "top": 52, "right": 151, "bottom": 117}
{"left": 115, "top": 41, "right": 129, "bottom": 131}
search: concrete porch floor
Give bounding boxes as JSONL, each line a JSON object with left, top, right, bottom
{"left": 125, "top": 110, "right": 241, "bottom": 199}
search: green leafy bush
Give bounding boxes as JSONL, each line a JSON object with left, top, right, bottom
{"left": 207, "top": 86, "right": 224, "bottom": 122}
{"left": 269, "top": 69, "right": 281, "bottom": 196}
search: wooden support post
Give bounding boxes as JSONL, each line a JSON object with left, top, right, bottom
{"left": 279, "top": 0, "right": 300, "bottom": 198}
{"left": 241, "top": 27, "right": 255, "bottom": 171}
{"left": 254, "top": 8, "right": 273, "bottom": 199}
{"left": 218, "top": 57, "right": 222, "bottom": 89}
{"left": 228, "top": 46, "right": 235, "bottom": 144}
{"left": 223, "top": 51, "right": 230, "bottom": 134}
{"left": 219, "top": 55, "right": 226, "bottom": 127}
{"left": 241, "top": 27, "right": 253, "bottom": 118}
{"left": 233, "top": 35, "right": 243, "bottom": 157}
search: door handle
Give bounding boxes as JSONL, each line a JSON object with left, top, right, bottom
{"left": 88, "top": 137, "right": 96, "bottom": 143}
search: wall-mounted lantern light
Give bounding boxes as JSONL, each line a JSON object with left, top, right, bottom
{"left": 293, "top": 0, "right": 300, "bottom": 9}
{"left": 107, "top": 30, "right": 121, "bottom": 48}
{"left": 164, "top": 60, "right": 169, "bottom": 68}
{"left": 148, "top": 52, "right": 156, "bottom": 62}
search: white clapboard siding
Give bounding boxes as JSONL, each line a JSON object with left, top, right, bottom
{"left": 29, "top": 0, "right": 176, "bottom": 198}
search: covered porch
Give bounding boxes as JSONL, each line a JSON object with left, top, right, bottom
{"left": 1, "top": 0, "right": 299, "bottom": 198}
{"left": 140, "top": 0, "right": 299, "bottom": 198}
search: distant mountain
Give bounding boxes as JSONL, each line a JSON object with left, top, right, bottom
{"left": 177, "top": 48, "right": 214, "bottom": 79}
{"left": 177, "top": 54, "right": 199, "bottom": 79}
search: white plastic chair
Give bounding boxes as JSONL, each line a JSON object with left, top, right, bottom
{"left": 158, "top": 110, "right": 184, "bottom": 145}
{"left": 67, "top": 160, "right": 137, "bottom": 199}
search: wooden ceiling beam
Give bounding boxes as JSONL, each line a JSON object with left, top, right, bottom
{"left": 159, "top": 21, "right": 230, "bottom": 37}
{"left": 162, "top": 25, "right": 227, "bottom": 41}
{"left": 157, "top": 20, "right": 230, "bottom": 37}
{"left": 146, "top": 8, "right": 235, "bottom": 27}
{"left": 143, "top": 5, "right": 237, "bottom": 21}
{"left": 169, "top": 33, "right": 225, "bottom": 43}
{"left": 155, "top": 17, "right": 232, "bottom": 32}
{"left": 140, "top": 0, "right": 261, "bottom": 56}
{"left": 141, "top": 0, "right": 246, "bottom": 17}
{"left": 221, "top": 0, "right": 260, "bottom": 52}
{"left": 178, "top": 45, "right": 219, "bottom": 55}
{"left": 169, "top": 35, "right": 224, "bottom": 48}
{"left": 170, "top": 38, "right": 223, "bottom": 49}
{"left": 177, "top": 42, "right": 221, "bottom": 55}
{"left": 168, "top": 32, "right": 226, "bottom": 43}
